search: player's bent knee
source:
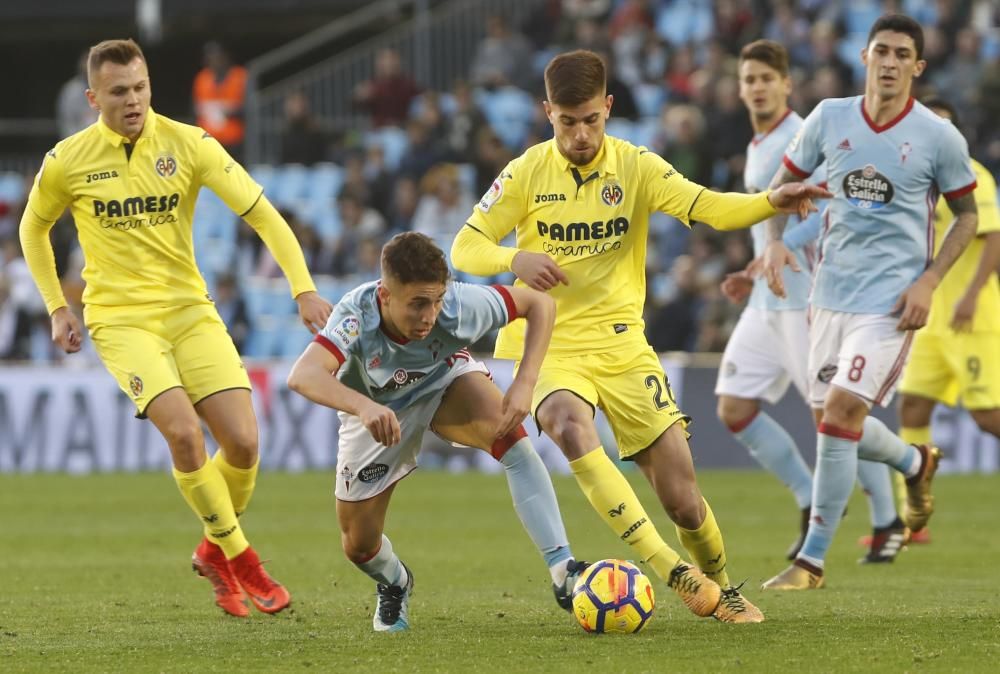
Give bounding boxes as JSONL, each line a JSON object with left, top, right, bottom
{"left": 667, "top": 498, "right": 705, "bottom": 530}
{"left": 489, "top": 425, "right": 527, "bottom": 460}
{"left": 716, "top": 396, "right": 759, "bottom": 432}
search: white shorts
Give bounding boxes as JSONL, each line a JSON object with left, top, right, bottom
{"left": 808, "top": 307, "right": 914, "bottom": 409}
{"left": 715, "top": 308, "right": 810, "bottom": 404}
{"left": 334, "top": 357, "right": 489, "bottom": 501}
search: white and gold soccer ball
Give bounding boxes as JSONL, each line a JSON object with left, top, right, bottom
{"left": 571, "top": 559, "right": 655, "bottom": 633}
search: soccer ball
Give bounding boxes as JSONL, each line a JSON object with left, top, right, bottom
{"left": 571, "top": 559, "right": 655, "bottom": 633}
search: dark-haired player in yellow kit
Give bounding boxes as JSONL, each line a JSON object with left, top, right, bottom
{"left": 887, "top": 96, "right": 1000, "bottom": 542}
{"left": 18, "top": 39, "right": 333, "bottom": 617}
{"left": 452, "top": 49, "right": 830, "bottom": 623}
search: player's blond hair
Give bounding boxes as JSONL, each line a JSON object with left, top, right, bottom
{"left": 544, "top": 50, "right": 605, "bottom": 107}
{"left": 87, "top": 39, "right": 146, "bottom": 86}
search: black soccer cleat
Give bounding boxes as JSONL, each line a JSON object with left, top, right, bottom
{"left": 553, "top": 559, "right": 589, "bottom": 611}
{"left": 859, "top": 517, "right": 909, "bottom": 564}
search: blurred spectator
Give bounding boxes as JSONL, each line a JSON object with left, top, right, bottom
{"left": 213, "top": 273, "right": 251, "bottom": 353}
{"left": 763, "top": 1, "right": 813, "bottom": 66}
{"left": 470, "top": 15, "right": 535, "bottom": 91}
{"left": 387, "top": 176, "right": 420, "bottom": 232}
{"left": 657, "top": 104, "right": 713, "bottom": 188}
{"left": 805, "top": 21, "right": 853, "bottom": 90}
{"left": 256, "top": 210, "right": 332, "bottom": 277}
{"left": 353, "top": 48, "right": 421, "bottom": 128}
{"left": 664, "top": 45, "right": 698, "bottom": 100}
{"left": 608, "top": 0, "right": 654, "bottom": 41}
{"left": 599, "top": 51, "right": 639, "bottom": 121}
{"left": 397, "top": 119, "right": 447, "bottom": 181}
{"left": 646, "top": 255, "right": 701, "bottom": 352}
{"left": 0, "top": 238, "right": 48, "bottom": 360}
{"left": 331, "top": 190, "right": 387, "bottom": 277}
{"left": 411, "top": 164, "right": 476, "bottom": 255}
{"left": 705, "top": 76, "right": 753, "bottom": 188}
{"left": 56, "top": 51, "right": 98, "bottom": 138}
{"left": 931, "top": 28, "right": 984, "bottom": 112}
{"left": 445, "top": 81, "right": 488, "bottom": 162}
{"left": 280, "top": 91, "right": 328, "bottom": 165}
{"left": 522, "top": 0, "right": 563, "bottom": 50}
{"left": 364, "top": 145, "right": 397, "bottom": 221}
{"left": 193, "top": 42, "right": 247, "bottom": 160}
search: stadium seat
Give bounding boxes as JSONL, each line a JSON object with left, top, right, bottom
{"left": 605, "top": 118, "right": 638, "bottom": 145}
{"left": 632, "top": 83, "right": 666, "bottom": 119}
{"left": 249, "top": 164, "right": 277, "bottom": 196}
{"left": 307, "top": 162, "right": 344, "bottom": 202}
{"left": 244, "top": 277, "right": 297, "bottom": 318}
{"left": 272, "top": 164, "right": 310, "bottom": 208}
{"left": 366, "top": 127, "right": 409, "bottom": 172}
{"left": 0, "top": 172, "right": 25, "bottom": 203}
{"left": 655, "top": 0, "right": 713, "bottom": 47}
{"left": 477, "top": 86, "right": 535, "bottom": 151}
{"left": 631, "top": 118, "right": 661, "bottom": 150}
{"left": 456, "top": 163, "right": 477, "bottom": 194}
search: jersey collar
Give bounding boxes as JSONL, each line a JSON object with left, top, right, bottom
{"left": 549, "top": 136, "right": 618, "bottom": 177}
{"left": 860, "top": 96, "right": 914, "bottom": 134}
{"left": 96, "top": 107, "right": 160, "bottom": 147}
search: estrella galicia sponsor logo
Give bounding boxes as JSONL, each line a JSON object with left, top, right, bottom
{"left": 93, "top": 193, "right": 181, "bottom": 231}
{"left": 86, "top": 170, "right": 119, "bottom": 184}
{"left": 843, "top": 164, "right": 894, "bottom": 210}
{"left": 154, "top": 154, "right": 177, "bottom": 178}
{"left": 818, "top": 364, "right": 838, "bottom": 383}
{"left": 358, "top": 463, "right": 389, "bottom": 483}
{"left": 620, "top": 517, "right": 647, "bottom": 540}
{"left": 534, "top": 193, "right": 566, "bottom": 203}
{"left": 601, "top": 179, "right": 623, "bottom": 206}
{"left": 536, "top": 217, "right": 629, "bottom": 257}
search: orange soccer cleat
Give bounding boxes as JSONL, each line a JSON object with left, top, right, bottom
{"left": 192, "top": 538, "right": 250, "bottom": 618}
{"left": 228, "top": 545, "right": 291, "bottom": 614}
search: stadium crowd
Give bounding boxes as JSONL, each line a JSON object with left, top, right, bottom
{"left": 1, "top": 0, "right": 999, "bottom": 362}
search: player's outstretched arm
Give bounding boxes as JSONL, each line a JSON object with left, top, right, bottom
{"left": 287, "top": 343, "right": 401, "bottom": 445}
{"left": 494, "top": 286, "right": 556, "bottom": 438}
{"left": 953, "top": 231, "right": 1000, "bottom": 332}
{"left": 894, "top": 192, "right": 978, "bottom": 331}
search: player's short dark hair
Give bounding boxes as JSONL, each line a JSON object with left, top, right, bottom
{"left": 739, "top": 40, "right": 790, "bottom": 77}
{"left": 381, "top": 232, "right": 450, "bottom": 286}
{"left": 867, "top": 13, "right": 924, "bottom": 59}
{"left": 88, "top": 39, "right": 146, "bottom": 84}
{"left": 544, "top": 50, "right": 606, "bottom": 107}
{"left": 921, "top": 95, "right": 961, "bottom": 127}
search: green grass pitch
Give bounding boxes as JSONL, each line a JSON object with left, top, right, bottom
{"left": 2, "top": 469, "right": 998, "bottom": 672}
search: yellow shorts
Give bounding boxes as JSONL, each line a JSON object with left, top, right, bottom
{"left": 530, "top": 344, "right": 690, "bottom": 460}
{"left": 86, "top": 303, "right": 251, "bottom": 417}
{"left": 897, "top": 330, "right": 1000, "bottom": 410}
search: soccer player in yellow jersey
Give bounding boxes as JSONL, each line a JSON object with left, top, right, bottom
{"left": 18, "top": 39, "right": 333, "bottom": 618}
{"left": 894, "top": 97, "right": 1000, "bottom": 538}
{"left": 451, "top": 49, "right": 829, "bottom": 623}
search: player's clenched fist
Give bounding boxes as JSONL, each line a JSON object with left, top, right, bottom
{"left": 50, "top": 306, "right": 83, "bottom": 353}
{"left": 511, "top": 251, "right": 570, "bottom": 291}
{"left": 358, "top": 400, "right": 402, "bottom": 446}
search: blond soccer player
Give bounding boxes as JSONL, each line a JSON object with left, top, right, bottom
{"left": 19, "top": 39, "right": 333, "bottom": 617}
{"left": 451, "top": 49, "right": 829, "bottom": 623}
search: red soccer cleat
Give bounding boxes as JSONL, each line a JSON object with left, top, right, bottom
{"left": 192, "top": 538, "right": 250, "bottom": 618}
{"left": 228, "top": 546, "right": 291, "bottom": 614}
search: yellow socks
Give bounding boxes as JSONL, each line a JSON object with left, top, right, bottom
{"left": 569, "top": 447, "right": 682, "bottom": 582}
{"left": 173, "top": 460, "right": 249, "bottom": 559}
{"left": 676, "top": 498, "right": 730, "bottom": 587}
{"left": 897, "top": 426, "right": 931, "bottom": 509}
{"left": 212, "top": 451, "right": 259, "bottom": 517}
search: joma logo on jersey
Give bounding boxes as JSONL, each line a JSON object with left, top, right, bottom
{"left": 93, "top": 193, "right": 180, "bottom": 217}
{"left": 536, "top": 217, "right": 629, "bottom": 241}
{"left": 534, "top": 193, "right": 566, "bottom": 203}
{"left": 86, "top": 170, "right": 119, "bottom": 184}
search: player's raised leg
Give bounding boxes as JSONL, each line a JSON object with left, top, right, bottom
{"left": 337, "top": 484, "right": 413, "bottom": 632}
{"left": 196, "top": 389, "right": 290, "bottom": 614}
{"left": 431, "top": 370, "right": 586, "bottom": 610}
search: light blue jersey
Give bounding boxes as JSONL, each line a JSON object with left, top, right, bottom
{"left": 317, "top": 280, "right": 514, "bottom": 411}
{"left": 784, "top": 96, "right": 976, "bottom": 314}
{"left": 745, "top": 110, "right": 816, "bottom": 311}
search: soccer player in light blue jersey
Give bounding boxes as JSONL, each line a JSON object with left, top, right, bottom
{"left": 287, "top": 232, "right": 585, "bottom": 631}
{"left": 760, "top": 14, "right": 979, "bottom": 589}
{"left": 716, "top": 40, "right": 904, "bottom": 564}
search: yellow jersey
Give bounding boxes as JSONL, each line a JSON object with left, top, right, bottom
{"left": 24, "top": 109, "right": 294, "bottom": 312}
{"left": 925, "top": 159, "right": 1000, "bottom": 334}
{"left": 465, "top": 136, "right": 705, "bottom": 359}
